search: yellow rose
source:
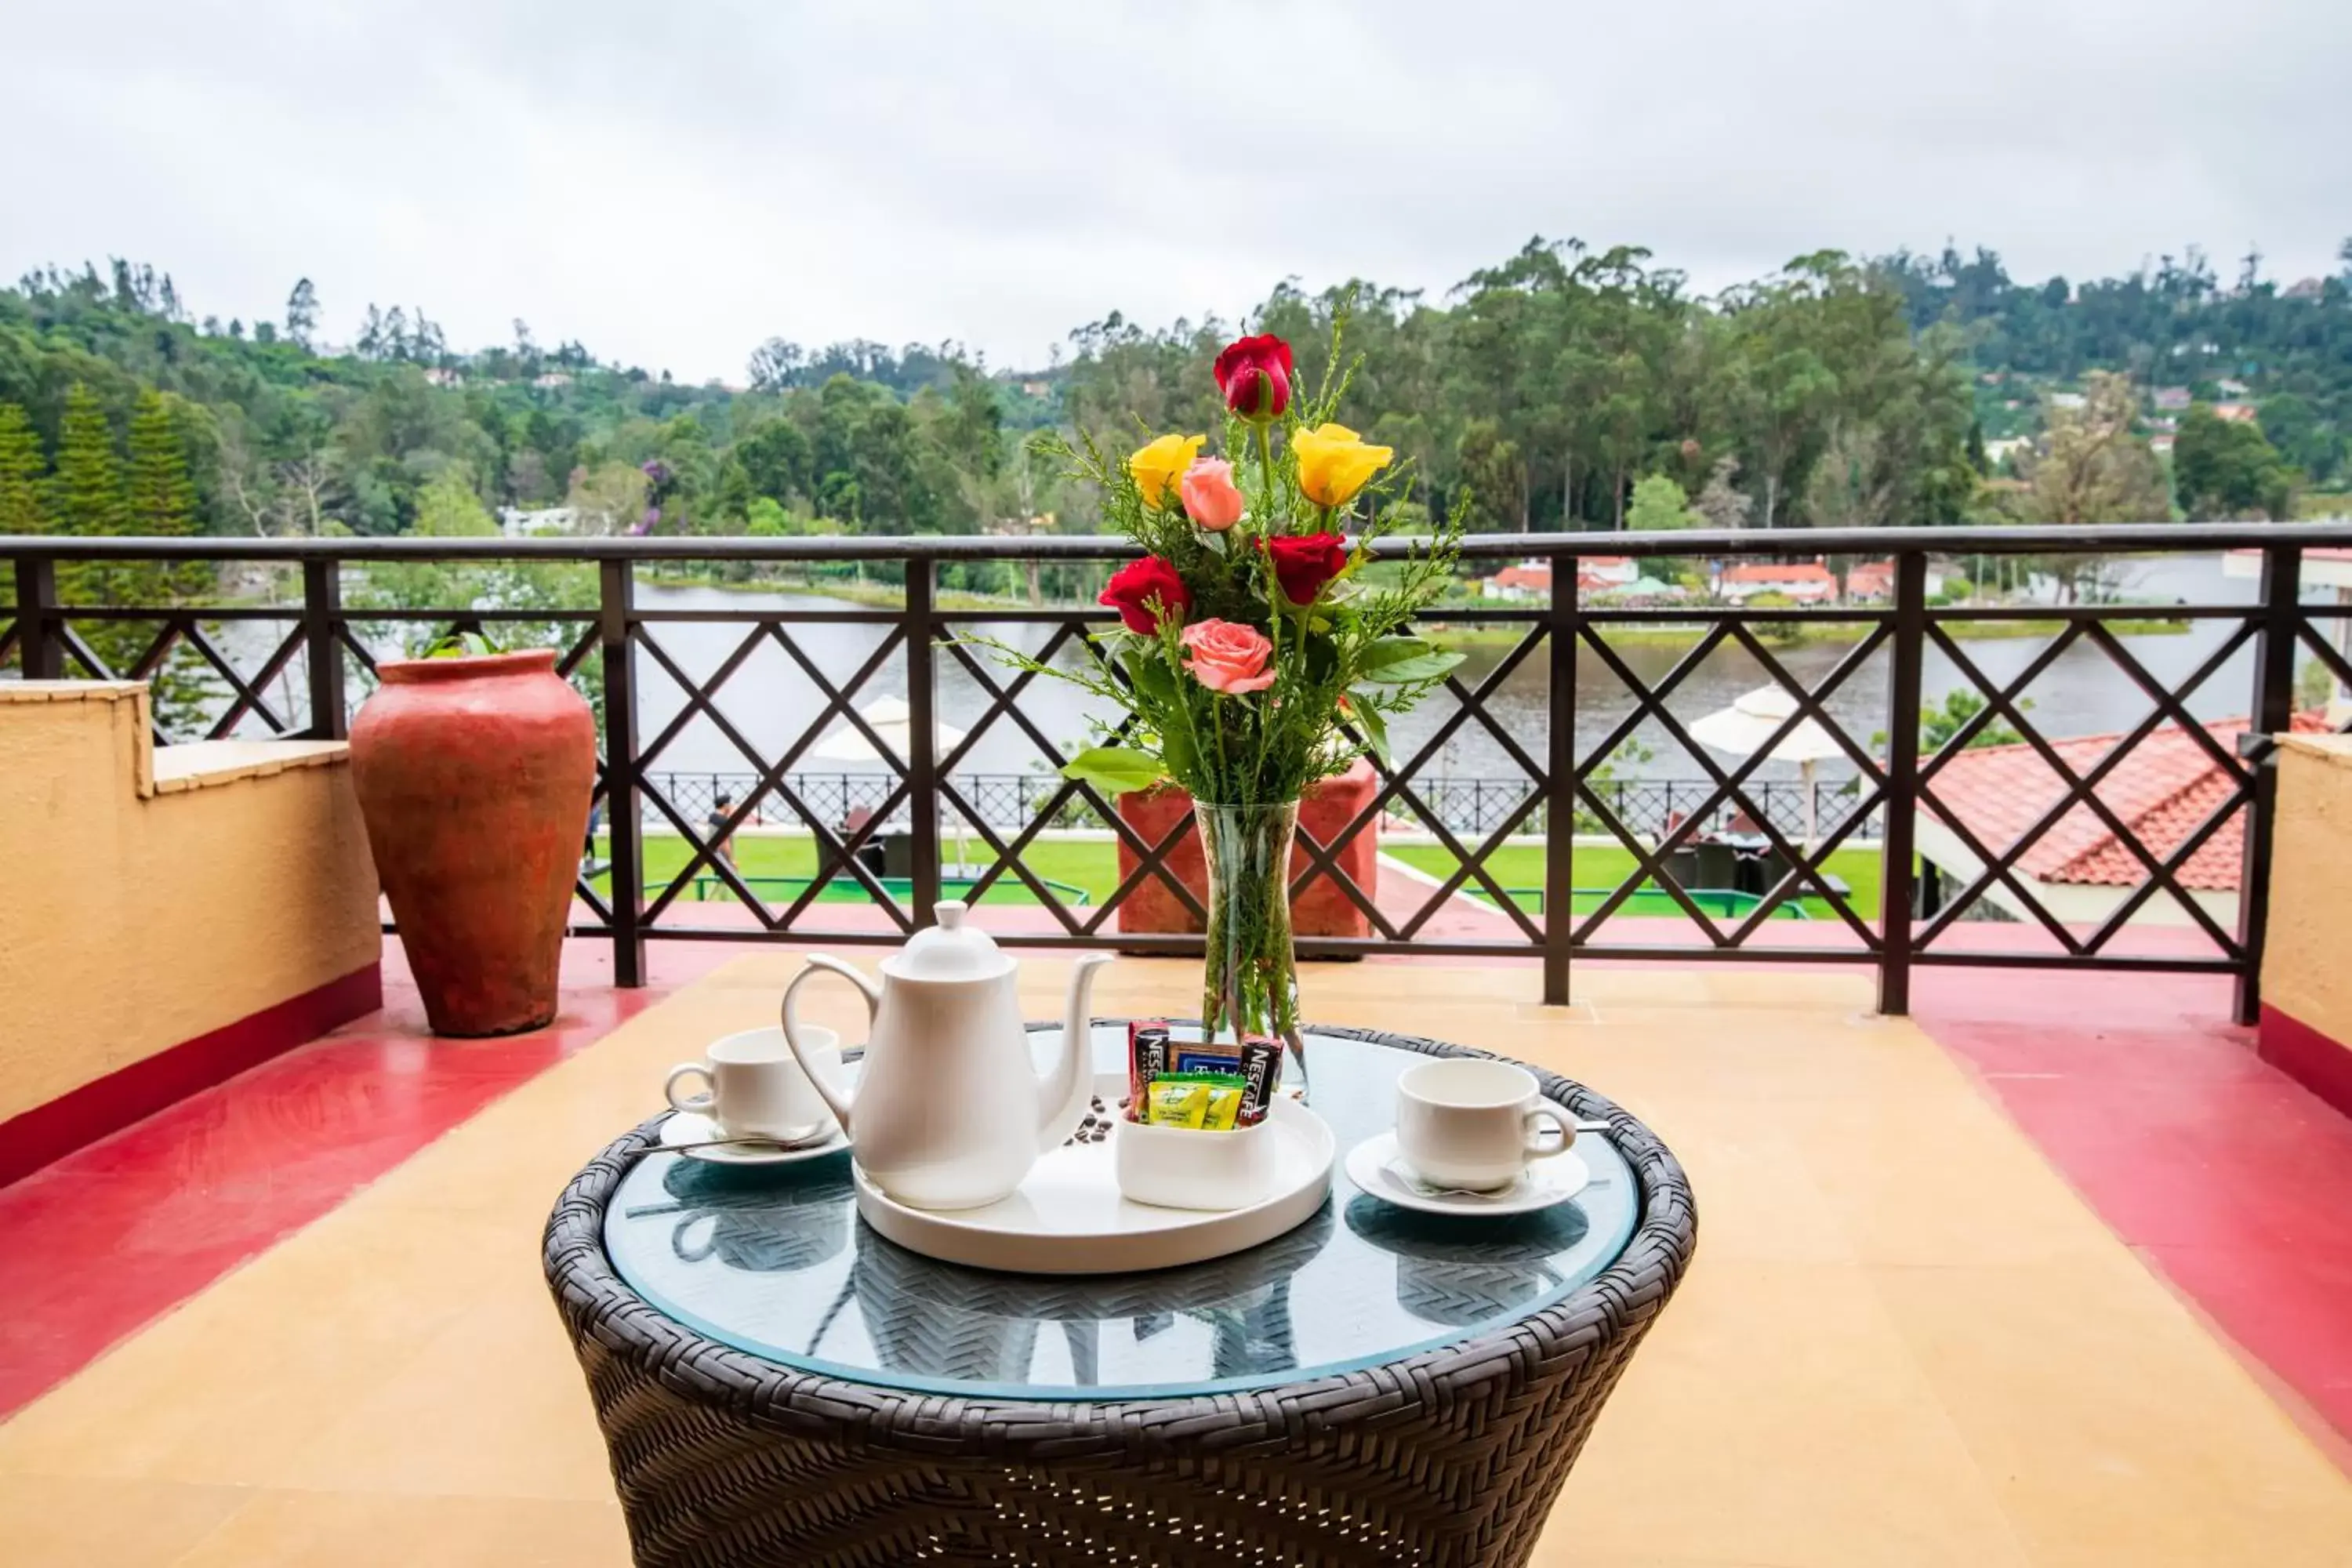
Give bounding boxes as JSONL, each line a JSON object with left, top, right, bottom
{"left": 1127, "top": 434, "right": 1207, "bottom": 508}
{"left": 1291, "top": 423, "right": 1395, "bottom": 510}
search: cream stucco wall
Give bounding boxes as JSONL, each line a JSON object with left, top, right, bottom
{"left": 2263, "top": 733, "right": 2352, "bottom": 1044}
{"left": 0, "top": 682, "right": 381, "bottom": 1123}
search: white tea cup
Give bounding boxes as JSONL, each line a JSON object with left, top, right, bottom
{"left": 1395, "top": 1058, "right": 1572, "bottom": 1192}
{"left": 665, "top": 1025, "right": 841, "bottom": 1142}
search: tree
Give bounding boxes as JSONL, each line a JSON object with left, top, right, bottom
{"left": 1625, "top": 474, "right": 1701, "bottom": 532}
{"left": 564, "top": 461, "right": 651, "bottom": 535}
{"left": 2175, "top": 405, "right": 2300, "bottom": 519}
{"left": 0, "top": 402, "right": 47, "bottom": 535}
{"left": 1453, "top": 419, "right": 1526, "bottom": 531}
{"left": 747, "top": 338, "right": 807, "bottom": 392}
{"left": 49, "top": 384, "right": 125, "bottom": 539}
{"left": 2256, "top": 393, "right": 2339, "bottom": 485}
{"left": 1691, "top": 454, "right": 1753, "bottom": 529}
{"left": 125, "top": 389, "right": 200, "bottom": 537}
{"left": 1801, "top": 422, "right": 1896, "bottom": 531}
{"left": 2018, "top": 371, "right": 2170, "bottom": 600}
{"left": 285, "top": 278, "right": 318, "bottom": 347}
{"left": 2020, "top": 372, "right": 2168, "bottom": 528}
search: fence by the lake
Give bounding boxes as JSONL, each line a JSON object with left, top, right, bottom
{"left": 7, "top": 521, "right": 2349, "bottom": 1022}
{"left": 642, "top": 769, "right": 1856, "bottom": 844}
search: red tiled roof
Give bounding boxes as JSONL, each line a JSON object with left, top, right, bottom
{"left": 1846, "top": 561, "right": 1896, "bottom": 594}
{"left": 1927, "top": 713, "right": 2327, "bottom": 891}
{"left": 1490, "top": 564, "right": 1549, "bottom": 590}
{"left": 1722, "top": 561, "right": 1833, "bottom": 585}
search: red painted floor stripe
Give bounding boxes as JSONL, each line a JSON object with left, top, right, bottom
{"left": 1915, "top": 967, "right": 2352, "bottom": 1451}
{"left": 0, "top": 938, "right": 734, "bottom": 1419}
{"left": 0, "top": 965, "right": 384, "bottom": 1189}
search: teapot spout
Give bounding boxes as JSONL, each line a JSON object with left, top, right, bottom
{"left": 1039, "top": 953, "right": 1113, "bottom": 1152}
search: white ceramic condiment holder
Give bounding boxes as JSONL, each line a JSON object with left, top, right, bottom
{"left": 1112, "top": 1114, "right": 1277, "bottom": 1211}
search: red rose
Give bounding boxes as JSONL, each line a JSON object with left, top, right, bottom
{"left": 1099, "top": 555, "right": 1192, "bottom": 633}
{"left": 1261, "top": 532, "right": 1348, "bottom": 605}
{"left": 1213, "top": 333, "right": 1294, "bottom": 422}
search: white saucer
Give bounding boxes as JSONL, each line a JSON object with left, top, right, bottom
{"left": 1344, "top": 1132, "right": 1589, "bottom": 1217}
{"left": 658, "top": 1110, "right": 849, "bottom": 1167}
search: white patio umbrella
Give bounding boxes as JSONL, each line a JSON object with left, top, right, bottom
{"left": 812, "top": 696, "right": 975, "bottom": 870}
{"left": 1683, "top": 684, "right": 1846, "bottom": 848}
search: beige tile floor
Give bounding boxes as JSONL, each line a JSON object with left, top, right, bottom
{"left": 5, "top": 956, "right": 2350, "bottom": 1566}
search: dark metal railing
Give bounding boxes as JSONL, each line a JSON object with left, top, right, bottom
{"left": 8, "top": 522, "right": 2350, "bottom": 1022}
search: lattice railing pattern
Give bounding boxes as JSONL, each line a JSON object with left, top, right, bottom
{"left": 9, "top": 528, "right": 2352, "bottom": 1024}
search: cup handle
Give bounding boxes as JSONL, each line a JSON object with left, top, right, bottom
{"left": 664, "top": 1062, "right": 716, "bottom": 1116}
{"left": 672, "top": 1215, "right": 718, "bottom": 1264}
{"left": 1523, "top": 1105, "right": 1573, "bottom": 1160}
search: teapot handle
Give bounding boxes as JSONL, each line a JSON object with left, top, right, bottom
{"left": 782, "top": 956, "right": 880, "bottom": 1135}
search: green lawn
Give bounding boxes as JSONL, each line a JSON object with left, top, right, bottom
{"left": 589, "top": 832, "right": 1884, "bottom": 922}
{"left": 1383, "top": 842, "right": 1884, "bottom": 920}
{"left": 590, "top": 832, "right": 1122, "bottom": 908}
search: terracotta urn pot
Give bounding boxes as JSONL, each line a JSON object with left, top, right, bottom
{"left": 1114, "top": 759, "right": 1381, "bottom": 939}
{"left": 350, "top": 649, "right": 597, "bottom": 1036}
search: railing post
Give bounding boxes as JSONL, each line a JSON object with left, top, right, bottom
{"left": 906, "top": 557, "right": 942, "bottom": 927}
{"left": 1876, "top": 551, "right": 1926, "bottom": 1016}
{"left": 2234, "top": 543, "right": 2300, "bottom": 1027}
{"left": 300, "top": 557, "right": 347, "bottom": 739}
{"left": 1542, "top": 557, "right": 1580, "bottom": 1005}
{"left": 13, "top": 555, "right": 61, "bottom": 680}
{"left": 599, "top": 558, "right": 647, "bottom": 988}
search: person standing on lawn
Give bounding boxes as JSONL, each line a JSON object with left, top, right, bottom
{"left": 706, "top": 791, "right": 737, "bottom": 869}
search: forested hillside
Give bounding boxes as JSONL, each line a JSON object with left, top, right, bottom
{"left": 2, "top": 238, "right": 2347, "bottom": 565}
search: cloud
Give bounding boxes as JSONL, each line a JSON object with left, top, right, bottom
{"left": 7, "top": 0, "right": 2347, "bottom": 382}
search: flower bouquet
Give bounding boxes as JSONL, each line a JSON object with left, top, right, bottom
{"left": 985, "top": 320, "right": 1465, "bottom": 1052}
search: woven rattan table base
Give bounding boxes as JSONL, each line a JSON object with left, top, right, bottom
{"left": 545, "top": 1027, "right": 1697, "bottom": 1567}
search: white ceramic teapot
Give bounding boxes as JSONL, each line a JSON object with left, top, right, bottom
{"left": 780, "top": 901, "right": 1111, "bottom": 1210}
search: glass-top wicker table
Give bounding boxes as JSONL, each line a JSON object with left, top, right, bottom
{"left": 544, "top": 1024, "right": 1696, "bottom": 1567}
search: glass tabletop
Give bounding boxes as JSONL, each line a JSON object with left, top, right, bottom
{"left": 601, "top": 1025, "right": 1639, "bottom": 1402}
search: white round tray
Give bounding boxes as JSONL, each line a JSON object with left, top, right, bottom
{"left": 852, "top": 1074, "right": 1334, "bottom": 1275}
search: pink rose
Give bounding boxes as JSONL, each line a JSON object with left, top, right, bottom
{"left": 1181, "top": 619, "right": 1277, "bottom": 695}
{"left": 1179, "top": 456, "right": 1246, "bottom": 532}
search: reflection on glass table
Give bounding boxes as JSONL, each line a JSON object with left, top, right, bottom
{"left": 603, "top": 1025, "right": 1639, "bottom": 1401}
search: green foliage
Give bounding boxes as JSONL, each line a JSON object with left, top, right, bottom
{"left": 1922, "top": 688, "right": 2027, "bottom": 751}
{"left": 2174, "top": 405, "right": 2299, "bottom": 520}
{"left": 1625, "top": 474, "right": 1699, "bottom": 532}
{"left": 49, "top": 384, "right": 125, "bottom": 538}
{"left": 125, "top": 389, "right": 199, "bottom": 538}
{"left": 0, "top": 401, "right": 45, "bottom": 534}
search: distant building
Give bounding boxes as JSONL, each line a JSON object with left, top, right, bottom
{"left": 2212, "top": 403, "right": 2260, "bottom": 424}
{"left": 1019, "top": 380, "right": 1052, "bottom": 397}
{"left": 1479, "top": 557, "right": 1642, "bottom": 601}
{"left": 2151, "top": 434, "right": 2176, "bottom": 456}
{"left": 2046, "top": 391, "right": 2087, "bottom": 411}
{"left": 1983, "top": 437, "right": 2033, "bottom": 467}
{"left": 532, "top": 372, "right": 575, "bottom": 390}
{"left": 2283, "top": 277, "right": 2326, "bottom": 301}
{"left": 1715, "top": 561, "right": 1835, "bottom": 604}
{"left": 2216, "top": 377, "right": 2250, "bottom": 397}
{"left": 2152, "top": 387, "right": 2192, "bottom": 412}
{"left": 1482, "top": 562, "right": 1551, "bottom": 601}
{"left": 499, "top": 506, "right": 579, "bottom": 539}
{"left": 1916, "top": 713, "right": 2327, "bottom": 929}
{"left": 1842, "top": 561, "right": 1950, "bottom": 603}
{"left": 423, "top": 367, "right": 464, "bottom": 388}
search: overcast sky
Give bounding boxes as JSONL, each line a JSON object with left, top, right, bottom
{"left": 8, "top": 1, "right": 2348, "bottom": 383}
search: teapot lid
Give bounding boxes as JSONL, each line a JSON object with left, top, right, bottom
{"left": 882, "top": 901, "right": 1014, "bottom": 982}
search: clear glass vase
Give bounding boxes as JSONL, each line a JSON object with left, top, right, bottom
{"left": 1195, "top": 800, "right": 1303, "bottom": 1053}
